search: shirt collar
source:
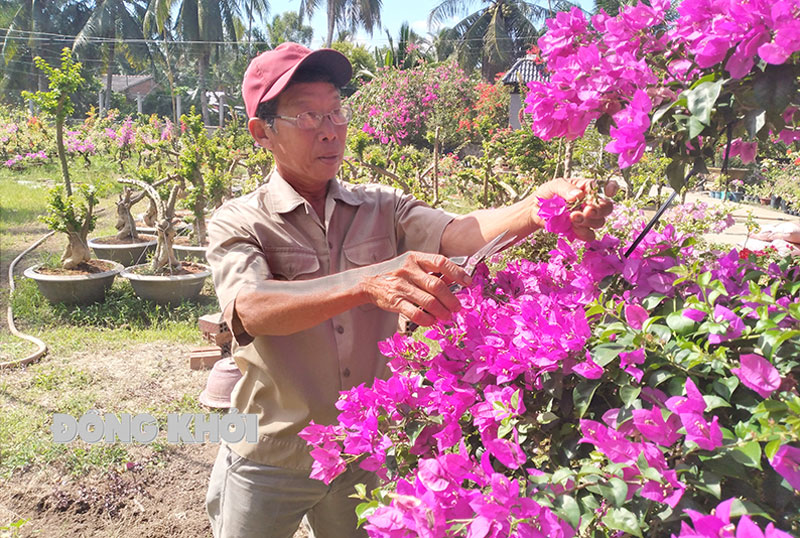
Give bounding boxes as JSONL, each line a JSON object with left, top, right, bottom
{"left": 265, "top": 169, "right": 363, "bottom": 214}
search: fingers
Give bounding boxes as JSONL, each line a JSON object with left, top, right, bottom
{"left": 416, "top": 254, "right": 473, "bottom": 289}
{"left": 364, "top": 253, "right": 470, "bottom": 328}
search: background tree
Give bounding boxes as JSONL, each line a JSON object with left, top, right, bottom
{"left": 428, "top": 0, "right": 567, "bottom": 80}
{"left": 72, "top": 0, "right": 152, "bottom": 115}
{"left": 147, "top": 0, "right": 242, "bottom": 125}
{"left": 299, "top": 0, "right": 383, "bottom": 48}
{"left": 265, "top": 11, "right": 313, "bottom": 48}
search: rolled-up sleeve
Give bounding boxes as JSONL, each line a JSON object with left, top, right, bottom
{"left": 206, "top": 203, "right": 272, "bottom": 345}
{"left": 393, "top": 191, "right": 456, "bottom": 255}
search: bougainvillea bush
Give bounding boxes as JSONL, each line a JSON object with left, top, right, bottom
{"left": 524, "top": 0, "right": 800, "bottom": 188}
{"left": 301, "top": 196, "right": 800, "bottom": 537}
{"left": 349, "top": 61, "right": 478, "bottom": 151}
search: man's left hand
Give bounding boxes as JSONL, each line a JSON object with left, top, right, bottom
{"left": 532, "top": 178, "right": 618, "bottom": 241}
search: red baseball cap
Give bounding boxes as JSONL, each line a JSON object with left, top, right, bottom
{"left": 241, "top": 42, "right": 353, "bottom": 118}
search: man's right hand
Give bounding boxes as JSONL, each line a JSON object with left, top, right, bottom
{"left": 360, "top": 252, "right": 473, "bottom": 328}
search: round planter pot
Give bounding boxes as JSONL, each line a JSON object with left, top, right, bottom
{"left": 121, "top": 263, "right": 211, "bottom": 304}
{"left": 24, "top": 260, "right": 123, "bottom": 305}
{"left": 87, "top": 235, "right": 156, "bottom": 267}
{"left": 173, "top": 243, "right": 208, "bottom": 263}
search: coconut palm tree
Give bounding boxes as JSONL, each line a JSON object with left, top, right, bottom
{"left": 299, "top": 0, "right": 383, "bottom": 48}
{"left": 145, "top": 0, "right": 247, "bottom": 125}
{"left": 428, "top": 0, "right": 575, "bottom": 81}
{"left": 72, "top": 0, "right": 152, "bottom": 115}
{"left": 1, "top": 0, "right": 67, "bottom": 93}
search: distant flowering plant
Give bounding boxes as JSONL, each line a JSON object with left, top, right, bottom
{"left": 349, "top": 61, "right": 478, "bottom": 150}
{"left": 301, "top": 197, "right": 800, "bottom": 537}
{"left": 524, "top": 0, "right": 800, "bottom": 190}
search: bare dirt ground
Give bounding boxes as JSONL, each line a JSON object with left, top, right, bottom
{"left": 0, "top": 343, "right": 311, "bottom": 538}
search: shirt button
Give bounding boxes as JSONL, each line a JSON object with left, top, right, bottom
{"left": 336, "top": 325, "right": 344, "bottom": 334}
{"left": 342, "top": 368, "right": 350, "bottom": 377}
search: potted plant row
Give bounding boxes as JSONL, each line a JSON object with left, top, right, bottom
{"left": 117, "top": 178, "right": 211, "bottom": 304}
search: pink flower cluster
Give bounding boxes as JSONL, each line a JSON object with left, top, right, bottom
{"left": 524, "top": 0, "right": 800, "bottom": 168}
{"left": 65, "top": 129, "right": 96, "bottom": 155}
{"left": 3, "top": 150, "right": 48, "bottom": 168}
{"left": 301, "top": 197, "right": 799, "bottom": 536}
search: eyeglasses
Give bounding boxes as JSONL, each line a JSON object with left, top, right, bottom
{"left": 265, "top": 105, "right": 352, "bottom": 130}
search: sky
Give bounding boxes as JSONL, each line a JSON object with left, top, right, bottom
{"left": 263, "top": 0, "right": 596, "bottom": 49}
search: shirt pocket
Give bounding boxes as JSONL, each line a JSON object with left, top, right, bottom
{"left": 344, "top": 235, "right": 396, "bottom": 312}
{"left": 265, "top": 247, "right": 320, "bottom": 281}
{"left": 343, "top": 235, "right": 396, "bottom": 267}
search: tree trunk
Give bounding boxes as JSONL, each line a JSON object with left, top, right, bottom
{"left": 152, "top": 220, "right": 180, "bottom": 273}
{"left": 563, "top": 139, "right": 575, "bottom": 179}
{"left": 62, "top": 231, "right": 91, "bottom": 269}
{"left": 325, "top": 1, "right": 336, "bottom": 48}
{"left": 198, "top": 49, "right": 211, "bottom": 126}
{"left": 116, "top": 188, "right": 140, "bottom": 240}
{"left": 55, "top": 102, "right": 72, "bottom": 196}
{"left": 105, "top": 40, "right": 116, "bottom": 116}
{"left": 193, "top": 169, "right": 207, "bottom": 245}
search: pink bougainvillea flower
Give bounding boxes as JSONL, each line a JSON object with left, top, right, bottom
{"left": 770, "top": 445, "right": 800, "bottom": 491}
{"left": 709, "top": 304, "right": 745, "bottom": 344}
{"left": 537, "top": 196, "right": 577, "bottom": 240}
{"left": 666, "top": 378, "right": 707, "bottom": 414}
{"left": 683, "top": 308, "right": 707, "bottom": 322}
{"left": 632, "top": 407, "right": 682, "bottom": 446}
{"left": 730, "top": 353, "right": 781, "bottom": 399}
{"left": 619, "top": 348, "right": 646, "bottom": 383}
{"left": 682, "top": 413, "right": 723, "bottom": 451}
{"left": 625, "top": 304, "right": 649, "bottom": 330}
{"left": 572, "top": 354, "right": 604, "bottom": 379}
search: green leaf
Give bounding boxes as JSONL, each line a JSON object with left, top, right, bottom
{"left": 574, "top": 379, "right": 601, "bottom": 418}
{"left": 693, "top": 471, "right": 722, "bottom": 498}
{"left": 703, "top": 395, "right": 731, "bottom": 411}
{"left": 665, "top": 158, "right": 687, "bottom": 192}
{"left": 591, "top": 344, "right": 625, "bottom": 366}
{"left": 745, "top": 109, "right": 766, "bottom": 138}
{"left": 620, "top": 385, "right": 641, "bottom": 407}
{"left": 753, "top": 64, "right": 797, "bottom": 116}
{"left": 687, "top": 79, "right": 724, "bottom": 125}
{"left": 731, "top": 441, "right": 763, "bottom": 470}
{"left": 688, "top": 115, "right": 706, "bottom": 138}
{"left": 765, "top": 439, "right": 781, "bottom": 460}
{"left": 602, "top": 507, "right": 643, "bottom": 537}
{"left": 605, "top": 477, "right": 629, "bottom": 507}
{"left": 554, "top": 494, "right": 581, "bottom": 529}
{"left": 713, "top": 376, "right": 740, "bottom": 400}
{"left": 666, "top": 311, "right": 696, "bottom": 335}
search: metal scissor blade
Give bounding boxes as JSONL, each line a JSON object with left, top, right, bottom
{"left": 462, "top": 230, "right": 514, "bottom": 276}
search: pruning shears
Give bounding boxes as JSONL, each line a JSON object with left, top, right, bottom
{"left": 404, "top": 230, "right": 515, "bottom": 332}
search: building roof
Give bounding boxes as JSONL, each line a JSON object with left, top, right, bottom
{"left": 500, "top": 57, "right": 549, "bottom": 89}
{"left": 106, "top": 74, "right": 156, "bottom": 95}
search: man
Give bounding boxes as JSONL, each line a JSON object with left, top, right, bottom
{"left": 205, "top": 42, "right": 615, "bottom": 538}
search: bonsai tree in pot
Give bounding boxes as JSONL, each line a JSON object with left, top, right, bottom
{"left": 24, "top": 185, "right": 123, "bottom": 304}
{"left": 118, "top": 177, "right": 210, "bottom": 304}
{"left": 86, "top": 183, "right": 157, "bottom": 267}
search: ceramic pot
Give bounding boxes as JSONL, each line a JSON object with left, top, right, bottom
{"left": 120, "top": 263, "right": 211, "bottom": 304}
{"left": 87, "top": 235, "right": 156, "bottom": 267}
{"left": 24, "top": 260, "right": 123, "bottom": 305}
{"left": 199, "top": 357, "right": 242, "bottom": 408}
{"left": 172, "top": 243, "right": 208, "bottom": 263}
